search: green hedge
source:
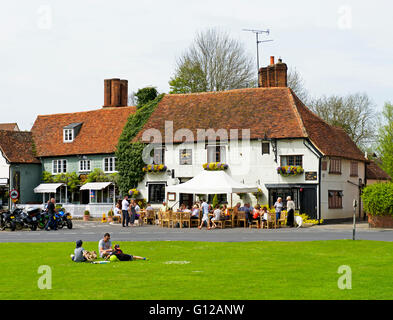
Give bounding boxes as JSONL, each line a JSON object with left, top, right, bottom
{"left": 361, "top": 182, "right": 393, "bottom": 216}
{"left": 115, "top": 94, "right": 165, "bottom": 194}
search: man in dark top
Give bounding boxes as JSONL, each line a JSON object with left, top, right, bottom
{"left": 45, "top": 198, "right": 57, "bottom": 231}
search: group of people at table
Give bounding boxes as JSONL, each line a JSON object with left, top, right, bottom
{"left": 113, "top": 194, "right": 296, "bottom": 229}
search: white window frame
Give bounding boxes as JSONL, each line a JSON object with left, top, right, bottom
{"left": 103, "top": 157, "right": 117, "bottom": 173}
{"left": 63, "top": 129, "right": 74, "bottom": 143}
{"left": 52, "top": 159, "right": 67, "bottom": 174}
{"left": 79, "top": 159, "right": 91, "bottom": 172}
{"left": 207, "top": 144, "right": 227, "bottom": 163}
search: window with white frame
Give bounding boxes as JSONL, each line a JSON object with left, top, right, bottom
{"left": 207, "top": 145, "right": 226, "bottom": 163}
{"left": 103, "top": 157, "right": 116, "bottom": 173}
{"left": 79, "top": 159, "right": 91, "bottom": 172}
{"left": 179, "top": 149, "right": 192, "bottom": 165}
{"left": 280, "top": 155, "right": 303, "bottom": 167}
{"left": 63, "top": 129, "right": 74, "bottom": 142}
{"left": 52, "top": 159, "right": 67, "bottom": 174}
{"left": 153, "top": 147, "right": 165, "bottom": 165}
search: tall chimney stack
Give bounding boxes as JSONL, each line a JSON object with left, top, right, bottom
{"left": 103, "top": 78, "right": 129, "bottom": 107}
{"left": 258, "top": 56, "right": 288, "bottom": 88}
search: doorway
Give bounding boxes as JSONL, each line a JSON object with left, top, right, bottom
{"left": 299, "top": 187, "right": 317, "bottom": 219}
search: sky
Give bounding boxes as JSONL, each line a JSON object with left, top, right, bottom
{"left": 1, "top": 0, "right": 392, "bottom": 130}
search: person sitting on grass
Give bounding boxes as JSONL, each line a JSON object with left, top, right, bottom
{"left": 211, "top": 205, "right": 221, "bottom": 229}
{"left": 71, "top": 240, "right": 88, "bottom": 262}
{"left": 105, "top": 244, "right": 149, "bottom": 262}
{"left": 99, "top": 233, "right": 113, "bottom": 259}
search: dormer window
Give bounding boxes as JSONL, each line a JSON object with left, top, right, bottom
{"left": 63, "top": 129, "right": 74, "bottom": 142}
{"left": 63, "top": 123, "right": 83, "bottom": 143}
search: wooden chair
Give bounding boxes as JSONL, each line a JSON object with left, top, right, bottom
{"left": 224, "top": 210, "right": 235, "bottom": 228}
{"left": 161, "top": 211, "right": 173, "bottom": 228}
{"left": 277, "top": 211, "right": 287, "bottom": 228}
{"left": 249, "top": 217, "right": 260, "bottom": 229}
{"left": 172, "top": 212, "right": 182, "bottom": 228}
{"left": 144, "top": 209, "right": 155, "bottom": 225}
{"left": 190, "top": 210, "right": 200, "bottom": 227}
{"left": 181, "top": 212, "right": 191, "bottom": 228}
{"left": 237, "top": 211, "right": 247, "bottom": 228}
{"left": 266, "top": 212, "right": 276, "bottom": 229}
{"left": 212, "top": 214, "right": 225, "bottom": 229}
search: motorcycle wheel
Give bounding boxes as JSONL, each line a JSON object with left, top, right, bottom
{"left": 10, "top": 221, "right": 16, "bottom": 231}
{"left": 0, "top": 218, "right": 5, "bottom": 231}
{"left": 37, "top": 221, "right": 46, "bottom": 229}
{"left": 15, "top": 222, "right": 23, "bottom": 231}
{"left": 57, "top": 220, "right": 64, "bottom": 229}
{"left": 30, "top": 223, "right": 38, "bottom": 231}
{"left": 66, "top": 220, "right": 73, "bottom": 229}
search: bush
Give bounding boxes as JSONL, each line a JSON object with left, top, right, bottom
{"left": 84, "top": 210, "right": 90, "bottom": 216}
{"left": 361, "top": 182, "right": 393, "bottom": 216}
{"left": 108, "top": 209, "right": 114, "bottom": 217}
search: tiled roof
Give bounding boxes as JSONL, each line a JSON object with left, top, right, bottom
{"left": 0, "top": 123, "right": 19, "bottom": 131}
{"left": 0, "top": 130, "right": 40, "bottom": 164}
{"left": 366, "top": 161, "right": 391, "bottom": 181}
{"left": 31, "top": 106, "right": 136, "bottom": 157}
{"left": 134, "top": 87, "right": 366, "bottom": 161}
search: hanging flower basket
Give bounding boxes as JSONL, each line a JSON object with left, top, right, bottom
{"left": 252, "top": 188, "right": 263, "bottom": 197}
{"left": 202, "top": 162, "right": 229, "bottom": 171}
{"left": 276, "top": 166, "right": 304, "bottom": 176}
{"left": 128, "top": 188, "right": 139, "bottom": 197}
{"left": 142, "top": 164, "right": 167, "bottom": 173}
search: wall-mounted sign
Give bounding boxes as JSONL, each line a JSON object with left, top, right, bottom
{"left": 305, "top": 171, "right": 318, "bottom": 181}
{"left": 167, "top": 192, "right": 176, "bottom": 202}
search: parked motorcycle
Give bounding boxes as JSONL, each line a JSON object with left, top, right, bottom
{"left": 55, "top": 209, "right": 73, "bottom": 229}
{"left": 19, "top": 207, "right": 41, "bottom": 231}
{"left": 37, "top": 210, "right": 49, "bottom": 229}
{"left": 8, "top": 208, "right": 25, "bottom": 230}
{"left": 0, "top": 210, "right": 17, "bottom": 231}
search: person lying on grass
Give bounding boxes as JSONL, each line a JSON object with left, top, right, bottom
{"left": 104, "top": 244, "right": 149, "bottom": 261}
{"left": 70, "top": 240, "right": 97, "bottom": 262}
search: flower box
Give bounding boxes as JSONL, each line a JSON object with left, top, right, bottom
{"left": 276, "top": 165, "right": 304, "bottom": 176}
{"left": 128, "top": 188, "right": 139, "bottom": 197}
{"left": 202, "top": 162, "right": 229, "bottom": 171}
{"left": 142, "top": 164, "right": 167, "bottom": 173}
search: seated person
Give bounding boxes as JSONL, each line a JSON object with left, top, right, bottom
{"left": 183, "top": 205, "right": 192, "bottom": 213}
{"left": 191, "top": 204, "right": 200, "bottom": 219}
{"left": 114, "top": 202, "right": 122, "bottom": 223}
{"left": 252, "top": 204, "right": 261, "bottom": 220}
{"left": 146, "top": 203, "right": 154, "bottom": 211}
{"left": 71, "top": 240, "right": 88, "bottom": 262}
{"left": 98, "top": 233, "right": 113, "bottom": 259}
{"left": 222, "top": 204, "right": 230, "bottom": 220}
{"left": 107, "top": 244, "right": 149, "bottom": 261}
{"left": 211, "top": 205, "right": 221, "bottom": 228}
{"left": 261, "top": 207, "right": 268, "bottom": 228}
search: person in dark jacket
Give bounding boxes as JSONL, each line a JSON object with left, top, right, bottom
{"left": 106, "top": 244, "right": 149, "bottom": 261}
{"left": 45, "top": 198, "right": 57, "bottom": 231}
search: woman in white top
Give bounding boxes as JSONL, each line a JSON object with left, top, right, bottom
{"left": 211, "top": 205, "right": 221, "bottom": 229}
{"left": 286, "top": 196, "right": 296, "bottom": 227}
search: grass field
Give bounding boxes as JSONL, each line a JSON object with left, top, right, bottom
{"left": 0, "top": 240, "right": 392, "bottom": 300}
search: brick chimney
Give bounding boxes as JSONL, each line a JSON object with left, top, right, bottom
{"left": 103, "top": 78, "right": 128, "bottom": 107}
{"left": 258, "top": 56, "right": 288, "bottom": 88}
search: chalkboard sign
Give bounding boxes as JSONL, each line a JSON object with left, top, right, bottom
{"left": 305, "top": 171, "right": 318, "bottom": 181}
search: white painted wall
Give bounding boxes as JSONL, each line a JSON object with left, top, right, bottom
{"left": 0, "top": 152, "right": 9, "bottom": 180}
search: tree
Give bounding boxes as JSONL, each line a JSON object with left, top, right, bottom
{"left": 134, "top": 87, "right": 158, "bottom": 108}
{"left": 377, "top": 102, "right": 393, "bottom": 177}
{"left": 308, "top": 93, "right": 377, "bottom": 150}
{"left": 287, "top": 67, "right": 309, "bottom": 103}
{"left": 169, "top": 28, "right": 255, "bottom": 93}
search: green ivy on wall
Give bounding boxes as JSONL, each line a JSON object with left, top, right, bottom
{"left": 115, "top": 94, "right": 165, "bottom": 194}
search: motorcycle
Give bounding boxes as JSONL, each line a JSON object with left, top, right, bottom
{"left": 0, "top": 210, "right": 17, "bottom": 231}
{"left": 55, "top": 209, "right": 73, "bottom": 229}
{"left": 19, "top": 207, "right": 41, "bottom": 231}
{"left": 8, "top": 208, "right": 25, "bottom": 230}
{"left": 37, "top": 210, "right": 49, "bottom": 229}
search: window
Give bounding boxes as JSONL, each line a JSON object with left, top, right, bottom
{"left": 207, "top": 145, "right": 226, "bottom": 163}
{"left": 103, "top": 157, "right": 116, "bottom": 173}
{"left": 321, "top": 160, "right": 328, "bottom": 171}
{"left": 79, "top": 160, "right": 91, "bottom": 172}
{"left": 52, "top": 159, "right": 67, "bottom": 174}
{"left": 329, "top": 158, "right": 342, "bottom": 174}
{"left": 350, "top": 161, "right": 358, "bottom": 177}
{"left": 179, "top": 149, "right": 192, "bottom": 165}
{"left": 153, "top": 147, "right": 165, "bottom": 165}
{"left": 63, "top": 129, "right": 74, "bottom": 142}
{"left": 328, "top": 190, "right": 343, "bottom": 209}
{"left": 280, "top": 155, "right": 303, "bottom": 167}
{"left": 262, "top": 142, "right": 270, "bottom": 155}
{"left": 148, "top": 183, "right": 165, "bottom": 204}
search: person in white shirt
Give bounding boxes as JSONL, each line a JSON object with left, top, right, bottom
{"left": 198, "top": 199, "right": 211, "bottom": 230}
{"left": 286, "top": 196, "right": 296, "bottom": 227}
{"left": 113, "top": 202, "right": 122, "bottom": 224}
{"left": 121, "top": 195, "right": 130, "bottom": 227}
{"left": 211, "top": 205, "right": 221, "bottom": 229}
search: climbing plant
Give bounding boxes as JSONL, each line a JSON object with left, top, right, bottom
{"left": 115, "top": 94, "right": 165, "bottom": 194}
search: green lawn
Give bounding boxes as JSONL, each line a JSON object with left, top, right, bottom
{"left": 0, "top": 240, "right": 392, "bottom": 300}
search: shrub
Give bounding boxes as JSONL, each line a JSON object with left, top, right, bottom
{"left": 361, "top": 182, "right": 393, "bottom": 216}
{"left": 84, "top": 210, "right": 90, "bottom": 216}
{"left": 108, "top": 209, "right": 114, "bottom": 217}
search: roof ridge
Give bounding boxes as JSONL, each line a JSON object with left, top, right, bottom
{"left": 287, "top": 88, "right": 308, "bottom": 138}
{"left": 35, "top": 106, "right": 136, "bottom": 118}
{"left": 166, "top": 87, "right": 286, "bottom": 97}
